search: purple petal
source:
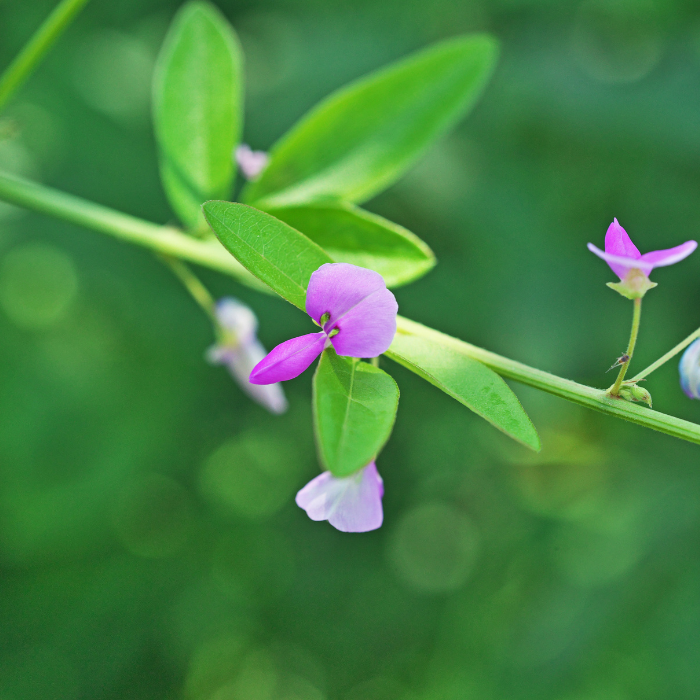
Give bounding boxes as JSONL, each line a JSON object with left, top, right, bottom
{"left": 587, "top": 243, "right": 653, "bottom": 279}
{"left": 295, "top": 462, "right": 384, "bottom": 533}
{"left": 605, "top": 219, "right": 641, "bottom": 258}
{"left": 208, "top": 340, "right": 288, "bottom": 414}
{"left": 639, "top": 240, "right": 697, "bottom": 268}
{"left": 603, "top": 219, "right": 642, "bottom": 279}
{"left": 249, "top": 332, "right": 326, "bottom": 384}
{"left": 305, "top": 263, "right": 398, "bottom": 358}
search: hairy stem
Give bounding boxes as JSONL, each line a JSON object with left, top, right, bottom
{"left": 0, "top": 0, "right": 92, "bottom": 112}
{"left": 609, "top": 297, "right": 642, "bottom": 396}
{"left": 1, "top": 169, "right": 700, "bottom": 445}
{"left": 631, "top": 326, "right": 700, "bottom": 383}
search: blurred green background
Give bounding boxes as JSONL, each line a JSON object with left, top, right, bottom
{"left": 2, "top": 0, "right": 700, "bottom": 698}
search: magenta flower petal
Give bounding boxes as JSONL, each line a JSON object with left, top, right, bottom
{"left": 295, "top": 462, "right": 384, "bottom": 533}
{"left": 605, "top": 218, "right": 641, "bottom": 259}
{"left": 587, "top": 243, "right": 654, "bottom": 278}
{"left": 249, "top": 332, "right": 326, "bottom": 384}
{"left": 305, "top": 263, "right": 398, "bottom": 357}
{"left": 639, "top": 240, "right": 698, "bottom": 267}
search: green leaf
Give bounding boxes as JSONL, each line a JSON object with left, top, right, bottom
{"left": 387, "top": 330, "right": 540, "bottom": 451}
{"left": 313, "top": 350, "right": 400, "bottom": 476}
{"left": 153, "top": 1, "right": 243, "bottom": 232}
{"left": 267, "top": 202, "right": 435, "bottom": 288}
{"left": 242, "top": 34, "right": 498, "bottom": 208}
{"left": 202, "top": 201, "right": 332, "bottom": 310}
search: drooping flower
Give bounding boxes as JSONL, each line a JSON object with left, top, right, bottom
{"left": 235, "top": 144, "right": 269, "bottom": 181}
{"left": 295, "top": 462, "right": 384, "bottom": 532}
{"left": 207, "top": 297, "right": 288, "bottom": 414}
{"left": 588, "top": 219, "right": 697, "bottom": 298}
{"left": 679, "top": 338, "right": 700, "bottom": 399}
{"left": 249, "top": 263, "right": 398, "bottom": 385}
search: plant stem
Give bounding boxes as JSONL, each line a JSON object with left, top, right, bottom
{"left": 160, "top": 254, "right": 216, "bottom": 322}
{"left": 0, "top": 0, "right": 92, "bottom": 112}
{"left": 0, "top": 169, "right": 266, "bottom": 290}
{"left": 630, "top": 326, "right": 700, "bottom": 383}
{"left": 609, "top": 297, "right": 642, "bottom": 396}
{"left": 1, "top": 169, "right": 700, "bottom": 446}
{"left": 391, "top": 316, "right": 700, "bottom": 446}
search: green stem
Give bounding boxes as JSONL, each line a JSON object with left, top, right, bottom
{"left": 0, "top": 0, "right": 91, "bottom": 112}
{"left": 609, "top": 297, "right": 642, "bottom": 396}
{"left": 630, "top": 326, "right": 700, "bottom": 383}
{"left": 1, "top": 169, "right": 700, "bottom": 446}
{"left": 160, "top": 254, "right": 216, "bottom": 322}
{"left": 0, "top": 169, "right": 266, "bottom": 290}
{"left": 391, "top": 317, "right": 700, "bottom": 446}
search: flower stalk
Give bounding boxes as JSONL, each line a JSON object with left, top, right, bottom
{"left": 631, "top": 326, "right": 700, "bottom": 383}
{"left": 609, "top": 297, "right": 642, "bottom": 396}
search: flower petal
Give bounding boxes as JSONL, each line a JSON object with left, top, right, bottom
{"left": 295, "top": 462, "right": 384, "bottom": 533}
{"left": 679, "top": 338, "right": 700, "bottom": 399}
{"left": 249, "top": 332, "right": 326, "bottom": 384}
{"left": 305, "top": 263, "right": 398, "bottom": 357}
{"left": 214, "top": 297, "right": 258, "bottom": 345}
{"left": 209, "top": 340, "right": 288, "bottom": 414}
{"left": 639, "top": 240, "right": 697, "bottom": 268}
{"left": 605, "top": 219, "right": 641, "bottom": 259}
{"left": 587, "top": 243, "right": 653, "bottom": 279}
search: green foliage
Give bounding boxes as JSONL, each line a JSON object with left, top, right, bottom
{"left": 268, "top": 202, "right": 435, "bottom": 287}
{"left": 313, "top": 350, "right": 399, "bottom": 476}
{"left": 203, "top": 201, "right": 332, "bottom": 310}
{"left": 153, "top": 1, "right": 243, "bottom": 232}
{"left": 242, "top": 35, "right": 499, "bottom": 208}
{"left": 388, "top": 331, "right": 540, "bottom": 451}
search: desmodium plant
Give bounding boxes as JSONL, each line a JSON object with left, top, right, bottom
{"left": 2, "top": 0, "right": 700, "bottom": 532}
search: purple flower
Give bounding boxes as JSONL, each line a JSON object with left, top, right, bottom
{"left": 679, "top": 338, "right": 700, "bottom": 399}
{"left": 295, "top": 462, "right": 384, "bottom": 532}
{"left": 207, "top": 298, "right": 288, "bottom": 414}
{"left": 235, "top": 144, "right": 269, "bottom": 181}
{"left": 588, "top": 218, "right": 696, "bottom": 280}
{"left": 249, "top": 263, "right": 398, "bottom": 385}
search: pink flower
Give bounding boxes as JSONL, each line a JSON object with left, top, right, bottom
{"left": 295, "top": 462, "right": 384, "bottom": 532}
{"left": 235, "top": 144, "right": 269, "bottom": 180}
{"left": 207, "top": 298, "right": 288, "bottom": 414}
{"left": 588, "top": 218, "right": 697, "bottom": 280}
{"left": 249, "top": 263, "right": 398, "bottom": 385}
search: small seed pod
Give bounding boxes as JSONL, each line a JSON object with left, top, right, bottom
{"left": 679, "top": 338, "right": 700, "bottom": 399}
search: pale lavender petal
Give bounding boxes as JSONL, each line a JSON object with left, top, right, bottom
{"left": 639, "top": 240, "right": 697, "bottom": 268}
{"left": 295, "top": 462, "right": 384, "bottom": 533}
{"left": 214, "top": 297, "right": 258, "bottom": 345}
{"left": 235, "top": 144, "right": 269, "bottom": 180}
{"left": 679, "top": 338, "right": 700, "bottom": 399}
{"left": 329, "top": 288, "right": 398, "bottom": 357}
{"left": 587, "top": 243, "right": 653, "bottom": 278}
{"left": 208, "top": 339, "right": 288, "bottom": 414}
{"left": 249, "top": 332, "right": 326, "bottom": 384}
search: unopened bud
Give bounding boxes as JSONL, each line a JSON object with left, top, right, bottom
{"left": 679, "top": 338, "right": 700, "bottom": 399}
{"left": 618, "top": 382, "right": 652, "bottom": 408}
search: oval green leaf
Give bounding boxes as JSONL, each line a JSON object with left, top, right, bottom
{"left": 267, "top": 202, "right": 435, "bottom": 288}
{"left": 242, "top": 34, "right": 498, "bottom": 208}
{"left": 202, "top": 201, "right": 332, "bottom": 310}
{"left": 387, "top": 329, "right": 540, "bottom": 451}
{"left": 153, "top": 1, "right": 243, "bottom": 232}
{"left": 313, "top": 350, "right": 400, "bottom": 477}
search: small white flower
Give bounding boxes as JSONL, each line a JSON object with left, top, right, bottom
{"left": 235, "top": 144, "right": 269, "bottom": 181}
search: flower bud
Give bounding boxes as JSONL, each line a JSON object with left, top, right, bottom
{"left": 679, "top": 338, "right": 700, "bottom": 399}
{"left": 618, "top": 382, "right": 652, "bottom": 408}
